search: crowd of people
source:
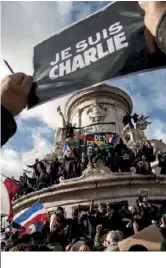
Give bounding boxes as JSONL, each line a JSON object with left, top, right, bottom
{"left": 1, "top": 197, "right": 166, "bottom": 251}
{"left": 1, "top": 1, "right": 166, "bottom": 254}
{"left": 1, "top": 1, "right": 166, "bottom": 200}
{"left": 12, "top": 136, "right": 166, "bottom": 200}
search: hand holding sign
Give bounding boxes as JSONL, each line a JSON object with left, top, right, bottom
{"left": 32, "top": 2, "right": 166, "bottom": 108}
{"left": 139, "top": 1, "right": 166, "bottom": 37}
{"left": 1, "top": 73, "right": 32, "bottom": 116}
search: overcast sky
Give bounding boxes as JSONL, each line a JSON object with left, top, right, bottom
{"left": 1, "top": 1, "right": 166, "bottom": 179}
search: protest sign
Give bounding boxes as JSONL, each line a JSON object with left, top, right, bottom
{"left": 32, "top": 1, "right": 166, "bottom": 108}
{"left": 118, "top": 224, "right": 163, "bottom": 251}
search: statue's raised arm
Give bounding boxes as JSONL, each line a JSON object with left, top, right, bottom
{"left": 57, "top": 106, "right": 66, "bottom": 128}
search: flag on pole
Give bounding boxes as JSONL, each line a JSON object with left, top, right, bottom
{"left": 0, "top": 175, "right": 22, "bottom": 221}
{"left": 12, "top": 201, "right": 49, "bottom": 230}
{"left": 98, "top": 143, "right": 114, "bottom": 150}
{"left": 76, "top": 134, "right": 95, "bottom": 142}
{"left": 63, "top": 141, "right": 74, "bottom": 157}
{"left": 1, "top": 175, "right": 21, "bottom": 199}
{"left": 106, "top": 134, "right": 119, "bottom": 145}
{"left": 93, "top": 140, "right": 104, "bottom": 146}
{"left": 18, "top": 223, "right": 43, "bottom": 237}
{"left": 76, "top": 134, "right": 105, "bottom": 146}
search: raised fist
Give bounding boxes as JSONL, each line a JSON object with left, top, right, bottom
{"left": 96, "top": 224, "right": 103, "bottom": 232}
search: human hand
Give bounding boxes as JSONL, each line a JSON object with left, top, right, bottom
{"left": 139, "top": 1, "right": 166, "bottom": 36}
{"left": 133, "top": 221, "right": 139, "bottom": 234}
{"left": 1, "top": 73, "right": 33, "bottom": 116}
{"left": 96, "top": 224, "right": 103, "bottom": 233}
{"left": 126, "top": 222, "right": 132, "bottom": 228}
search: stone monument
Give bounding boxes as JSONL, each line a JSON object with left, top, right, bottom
{"left": 13, "top": 83, "right": 166, "bottom": 217}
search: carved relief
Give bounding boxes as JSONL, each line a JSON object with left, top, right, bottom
{"left": 54, "top": 128, "right": 65, "bottom": 145}
{"left": 87, "top": 100, "right": 107, "bottom": 123}
{"left": 81, "top": 123, "right": 116, "bottom": 134}
{"left": 121, "top": 123, "right": 147, "bottom": 150}
{"left": 150, "top": 139, "right": 166, "bottom": 155}
{"left": 82, "top": 158, "right": 112, "bottom": 178}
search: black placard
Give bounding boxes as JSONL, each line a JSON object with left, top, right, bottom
{"left": 32, "top": 1, "right": 166, "bottom": 108}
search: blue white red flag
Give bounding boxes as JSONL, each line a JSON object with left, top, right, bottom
{"left": 63, "top": 141, "right": 74, "bottom": 157}
{"left": 0, "top": 174, "right": 22, "bottom": 221}
{"left": 106, "top": 134, "right": 119, "bottom": 145}
{"left": 12, "top": 201, "right": 48, "bottom": 229}
{"left": 18, "top": 223, "right": 43, "bottom": 237}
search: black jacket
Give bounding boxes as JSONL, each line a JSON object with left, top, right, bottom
{"left": 1, "top": 105, "right": 17, "bottom": 147}
{"left": 156, "top": 12, "right": 166, "bottom": 55}
{"left": 78, "top": 213, "right": 95, "bottom": 239}
{"left": 27, "top": 161, "right": 46, "bottom": 177}
{"left": 160, "top": 227, "right": 166, "bottom": 239}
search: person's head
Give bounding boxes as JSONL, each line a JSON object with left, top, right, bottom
{"left": 106, "top": 203, "right": 111, "bottom": 212}
{"left": 56, "top": 206, "right": 64, "bottom": 216}
{"left": 142, "top": 155, "right": 146, "bottom": 161}
{"left": 100, "top": 234, "right": 107, "bottom": 248}
{"left": 129, "top": 206, "right": 137, "bottom": 214}
{"left": 128, "top": 245, "right": 148, "bottom": 251}
{"left": 65, "top": 244, "right": 72, "bottom": 251}
{"left": 145, "top": 140, "right": 151, "bottom": 148}
{"left": 70, "top": 241, "right": 84, "bottom": 251}
{"left": 122, "top": 203, "right": 129, "bottom": 211}
{"left": 105, "top": 230, "right": 123, "bottom": 248}
{"left": 142, "top": 202, "right": 149, "bottom": 209}
{"left": 98, "top": 203, "right": 105, "bottom": 213}
{"left": 161, "top": 215, "right": 166, "bottom": 226}
{"left": 72, "top": 210, "right": 78, "bottom": 219}
{"left": 142, "top": 196, "right": 148, "bottom": 202}
{"left": 79, "top": 244, "right": 90, "bottom": 252}
{"left": 35, "top": 158, "right": 39, "bottom": 163}
{"left": 107, "top": 204, "right": 115, "bottom": 214}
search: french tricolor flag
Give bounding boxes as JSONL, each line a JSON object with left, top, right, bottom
{"left": 12, "top": 201, "right": 49, "bottom": 230}
{"left": 63, "top": 141, "right": 74, "bottom": 157}
{"left": 106, "top": 134, "right": 119, "bottom": 145}
{"left": 0, "top": 174, "right": 22, "bottom": 221}
{"left": 18, "top": 223, "right": 43, "bottom": 237}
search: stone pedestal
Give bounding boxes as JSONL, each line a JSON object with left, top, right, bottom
{"left": 15, "top": 83, "right": 166, "bottom": 219}
{"left": 13, "top": 174, "right": 166, "bottom": 218}
{"left": 65, "top": 83, "right": 133, "bottom": 135}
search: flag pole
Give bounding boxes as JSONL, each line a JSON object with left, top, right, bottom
{"left": 3, "top": 59, "right": 14, "bottom": 74}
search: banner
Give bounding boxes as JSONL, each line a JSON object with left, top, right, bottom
{"left": 32, "top": 1, "right": 166, "bottom": 108}
{"left": 138, "top": 188, "right": 149, "bottom": 197}
{"left": 77, "top": 133, "right": 118, "bottom": 150}
{"left": 118, "top": 224, "right": 163, "bottom": 251}
{"left": 74, "top": 122, "right": 116, "bottom": 135}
